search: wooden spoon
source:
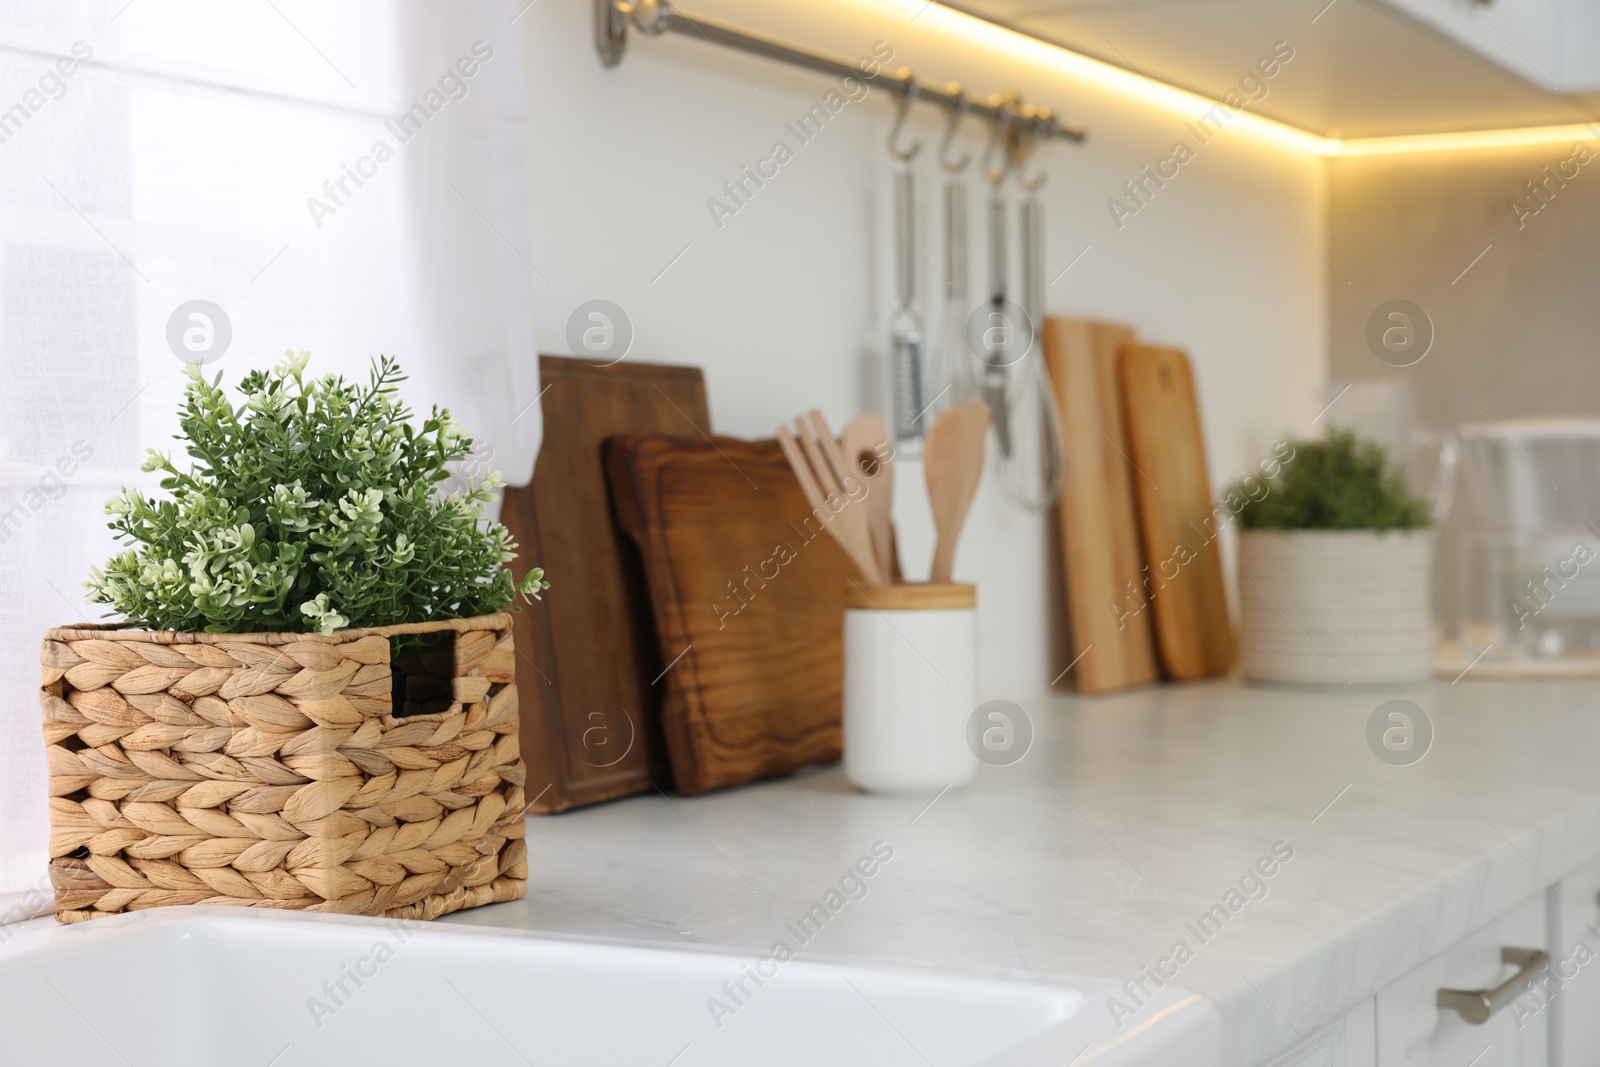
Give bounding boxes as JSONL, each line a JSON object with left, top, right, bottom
{"left": 925, "top": 399, "right": 991, "bottom": 584}
{"left": 838, "top": 414, "right": 896, "bottom": 583}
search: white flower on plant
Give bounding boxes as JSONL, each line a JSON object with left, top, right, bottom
{"left": 338, "top": 487, "right": 384, "bottom": 526}
{"left": 300, "top": 593, "right": 349, "bottom": 634}
{"left": 268, "top": 481, "right": 319, "bottom": 532}
{"left": 247, "top": 391, "right": 285, "bottom": 416}
{"left": 282, "top": 348, "right": 312, "bottom": 377}
{"left": 435, "top": 411, "right": 467, "bottom": 451}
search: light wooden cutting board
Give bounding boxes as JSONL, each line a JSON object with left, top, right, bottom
{"left": 1119, "top": 343, "right": 1235, "bottom": 680}
{"left": 1042, "top": 318, "right": 1159, "bottom": 694}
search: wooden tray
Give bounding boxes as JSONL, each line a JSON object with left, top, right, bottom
{"left": 604, "top": 434, "right": 850, "bottom": 795}
{"left": 499, "top": 355, "right": 708, "bottom": 812}
{"left": 1434, "top": 645, "right": 1600, "bottom": 680}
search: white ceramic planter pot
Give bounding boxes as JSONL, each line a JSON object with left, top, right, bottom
{"left": 843, "top": 583, "right": 977, "bottom": 794}
{"left": 1238, "top": 529, "right": 1435, "bottom": 685}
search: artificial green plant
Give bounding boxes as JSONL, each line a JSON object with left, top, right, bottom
{"left": 1233, "top": 428, "right": 1432, "bottom": 531}
{"left": 88, "top": 350, "right": 547, "bottom": 635}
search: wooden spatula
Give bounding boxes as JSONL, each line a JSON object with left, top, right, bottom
{"left": 839, "top": 414, "right": 895, "bottom": 582}
{"left": 925, "top": 399, "right": 991, "bottom": 584}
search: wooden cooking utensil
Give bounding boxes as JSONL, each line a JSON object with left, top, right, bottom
{"left": 806, "top": 410, "right": 891, "bottom": 586}
{"left": 1041, "top": 317, "right": 1159, "bottom": 694}
{"left": 925, "top": 398, "right": 991, "bottom": 584}
{"left": 838, "top": 414, "right": 896, "bottom": 582}
{"left": 777, "top": 414, "right": 887, "bottom": 585}
{"left": 1119, "top": 343, "right": 1235, "bottom": 679}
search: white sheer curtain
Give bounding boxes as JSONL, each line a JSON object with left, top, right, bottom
{"left": 0, "top": 0, "right": 541, "bottom": 919}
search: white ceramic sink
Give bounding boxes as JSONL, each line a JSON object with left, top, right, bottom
{"left": 0, "top": 908, "right": 1216, "bottom": 1066}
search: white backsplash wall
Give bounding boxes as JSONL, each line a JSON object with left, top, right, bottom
{"left": 520, "top": 0, "right": 1326, "bottom": 695}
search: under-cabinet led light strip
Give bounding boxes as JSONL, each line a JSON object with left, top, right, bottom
{"left": 884, "top": 0, "right": 1600, "bottom": 157}
{"left": 1332, "top": 123, "right": 1600, "bottom": 156}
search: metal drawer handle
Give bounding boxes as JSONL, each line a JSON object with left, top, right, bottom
{"left": 1436, "top": 947, "right": 1550, "bottom": 1025}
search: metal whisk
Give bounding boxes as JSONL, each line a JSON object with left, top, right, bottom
{"left": 997, "top": 108, "right": 1064, "bottom": 511}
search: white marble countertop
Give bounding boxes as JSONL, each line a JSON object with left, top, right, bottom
{"left": 444, "top": 678, "right": 1600, "bottom": 1066}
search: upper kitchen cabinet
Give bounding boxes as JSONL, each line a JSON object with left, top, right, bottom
{"left": 1384, "top": 0, "right": 1600, "bottom": 94}
{"left": 946, "top": 0, "right": 1600, "bottom": 137}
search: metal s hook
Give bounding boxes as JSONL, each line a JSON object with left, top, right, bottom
{"left": 1012, "top": 105, "right": 1048, "bottom": 192}
{"left": 981, "top": 96, "right": 1014, "bottom": 186}
{"left": 937, "top": 83, "right": 971, "bottom": 174}
{"left": 887, "top": 69, "right": 922, "bottom": 162}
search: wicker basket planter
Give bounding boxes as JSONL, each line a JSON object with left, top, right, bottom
{"left": 39, "top": 613, "right": 527, "bottom": 924}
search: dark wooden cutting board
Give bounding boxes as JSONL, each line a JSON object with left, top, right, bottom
{"left": 499, "top": 355, "right": 709, "bottom": 811}
{"left": 603, "top": 434, "right": 851, "bottom": 795}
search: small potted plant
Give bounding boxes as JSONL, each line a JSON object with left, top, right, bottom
{"left": 41, "top": 351, "right": 548, "bottom": 922}
{"left": 1232, "top": 429, "right": 1434, "bottom": 685}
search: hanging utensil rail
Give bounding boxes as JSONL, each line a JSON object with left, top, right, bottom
{"left": 596, "top": 0, "right": 1088, "bottom": 144}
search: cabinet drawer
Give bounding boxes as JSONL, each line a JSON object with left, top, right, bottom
{"left": 1376, "top": 891, "right": 1549, "bottom": 1066}
{"left": 1551, "top": 857, "right": 1600, "bottom": 1065}
{"left": 1260, "top": 997, "right": 1375, "bottom": 1067}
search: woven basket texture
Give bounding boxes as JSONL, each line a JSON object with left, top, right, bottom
{"left": 39, "top": 613, "right": 527, "bottom": 923}
{"left": 1238, "top": 529, "right": 1435, "bottom": 685}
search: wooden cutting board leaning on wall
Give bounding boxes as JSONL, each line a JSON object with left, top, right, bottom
{"left": 498, "top": 355, "right": 709, "bottom": 812}
{"left": 604, "top": 434, "right": 852, "bottom": 795}
{"left": 1042, "top": 317, "right": 1160, "bottom": 694}
{"left": 1119, "top": 343, "right": 1236, "bottom": 679}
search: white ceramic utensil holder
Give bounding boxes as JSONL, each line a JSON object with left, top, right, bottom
{"left": 843, "top": 583, "right": 978, "bottom": 793}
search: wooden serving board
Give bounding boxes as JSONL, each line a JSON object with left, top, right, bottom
{"left": 1042, "top": 318, "right": 1160, "bottom": 694}
{"left": 1433, "top": 646, "right": 1600, "bottom": 680}
{"left": 604, "top": 434, "right": 851, "bottom": 795}
{"left": 1119, "top": 343, "right": 1235, "bottom": 680}
{"left": 498, "top": 355, "right": 708, "bottom": 812}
